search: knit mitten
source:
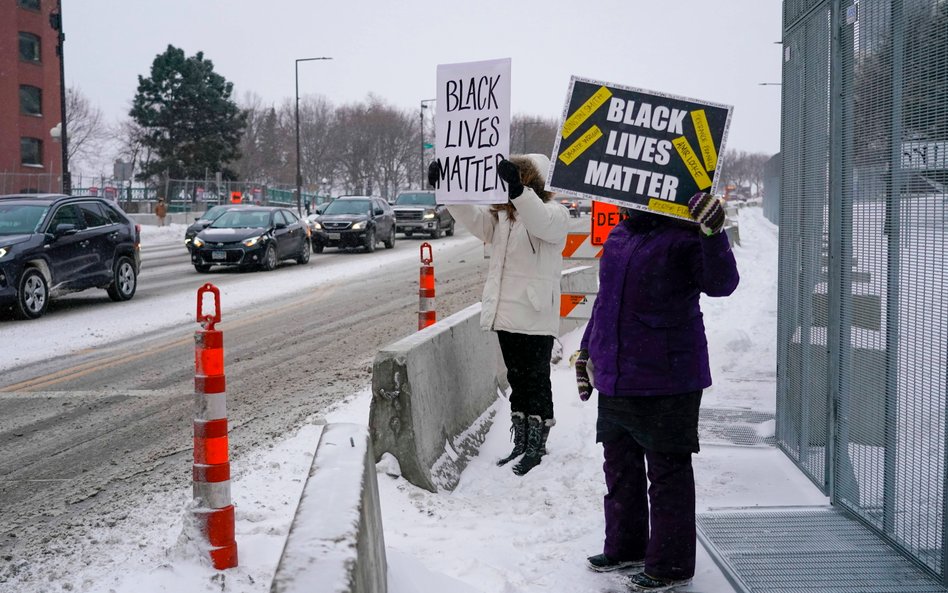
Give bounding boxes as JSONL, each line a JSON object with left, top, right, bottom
{"left": 574, "top": 349, "right": 593, "bottom": 401}
{"left": 688, "top": 192, "right": 726, "bottom": 236}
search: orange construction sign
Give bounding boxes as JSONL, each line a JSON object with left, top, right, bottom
{"left": 591, "top": 201, "right": 628, "bottom": 246}
{"left": 562, "top": 233, "right": 603, "bottom": 260}
{"left": 560, "top": 293, "right": 596, "bottom": 319}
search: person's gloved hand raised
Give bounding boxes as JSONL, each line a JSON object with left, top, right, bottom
{"left": 688, "top": 192, "right": 726, "bottom": 236}
{"left": 572, "top": 349, "right": 593, "bottom": 402}
{"left": 497, "top": 159, "right": 525, "bottom": 199}
{"left": 427, "top": 160, "right": 442, "bottom": 189}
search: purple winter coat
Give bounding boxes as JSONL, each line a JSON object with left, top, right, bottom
{"left": 580, "top": 215, "right": 739, "bottom": 397}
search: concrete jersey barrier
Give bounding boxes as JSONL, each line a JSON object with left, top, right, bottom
{"left": 270, "top": 423, "right": 387, "bottom": 593}
{"left": 370, "top": 302, "right": 504, "bottom": 493}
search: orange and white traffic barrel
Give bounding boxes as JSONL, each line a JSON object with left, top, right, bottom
{"left": 193, "top": 283, "right": 238, "bottom": 569}
{"left": 419, "top": 242, "right": 436, "bottom": 330}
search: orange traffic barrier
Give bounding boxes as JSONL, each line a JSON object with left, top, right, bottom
{"left": 193, "top": 283, "right": 238, "bottom": 569}
{"left": 418, "top": 243, "right": 435, "bottom": 330}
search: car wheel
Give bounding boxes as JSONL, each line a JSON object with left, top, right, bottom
{"left": 194, "top": 264, "right": 211, "bottom": 273}
{"left": 364, "top": 229, "right": 376, "bottom": 253}
{"left": 106, "top": 256, "right": 138, "bottom": 302}
{"left": 384, "top": 227, "right": 395, "bottom": 249}
{"left": 313, "top": 241, "right": 325, "bottom": 254}
{"left": 297, "top": 240, "right": 311, "bottom": 264}
{"left": 446, "top": 221, "right": 455, "bottom": 236}
{"left": 15, "top": 268, "right": 48, "bottom": 320}
{"left": 261, "top": 243, "right": 278, "bottom": 271}
{"left": 430, "top": 225, "right": 442, "bottom": 239}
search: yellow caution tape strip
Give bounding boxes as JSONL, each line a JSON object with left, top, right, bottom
{"left": 672, "top": 136, "right": 712, "bottom": 190}
{"left": 691, "top": 110, "right": 718, "bottom": 172}
{"left": 561, "top": 86, "right": 613, "bottom": 139}
{"left": 559, "top": 125, "right": 604, "bottom": 166}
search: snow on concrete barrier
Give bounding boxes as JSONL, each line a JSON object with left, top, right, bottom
{"left": 370, "top": 266, "right": 597, "bottom": 493}
{"left": 370, "top": 302, "right": 503, "bottom": 492}
{"left": 270, "top": 423, "right": 387, "bottom": 593}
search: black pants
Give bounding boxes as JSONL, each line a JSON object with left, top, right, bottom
{"left": 596, "top": 391, "right": 703, "bottom": 581}
{"left": 496, "top": 330, "right": 554, "bottom": 419}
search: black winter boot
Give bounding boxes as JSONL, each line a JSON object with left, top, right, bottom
{"left": 540, "top": 417, "right": 555, "bottom": 455}
{"left": 513, "top": 415, "right": 550, "bottom": 476}
{"left": 496, "top": 412, "right": 527, "bottom": 466}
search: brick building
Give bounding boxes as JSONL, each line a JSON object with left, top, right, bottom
{"left": 0, "top": 0, "right": 64, "bottom": 193}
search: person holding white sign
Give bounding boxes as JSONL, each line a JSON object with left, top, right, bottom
{"left": 428, "top": 154, "right": 570, "bottom": 476}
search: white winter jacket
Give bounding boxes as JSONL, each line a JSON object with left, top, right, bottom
{"left": 448, "top": 189, "right": 570, "bottom": 336}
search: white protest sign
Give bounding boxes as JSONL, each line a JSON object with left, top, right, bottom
{"left": 434, "top": 58, "right": 511, "bottom": 204}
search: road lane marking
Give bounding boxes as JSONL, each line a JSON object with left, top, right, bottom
{"left": 0, "top": 285, "right": 337, "bottom": 392}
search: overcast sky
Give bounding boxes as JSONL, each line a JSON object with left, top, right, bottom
{"left": 67, "top": 1, "right": 783, "bottom": 156}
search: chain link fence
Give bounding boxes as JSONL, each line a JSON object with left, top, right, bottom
{"left": 778, "top": 0, "right": 948, "bottom": 579}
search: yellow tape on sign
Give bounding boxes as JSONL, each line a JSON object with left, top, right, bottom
{"left": 561, "top": 86, "right": 612, "bottom": 139}
{"left": 558, "top": 125, "right": 603, "bottom": 166}
{"left": 691, "top": 110, "right": 718, "bottom": 171}
{"left": 648, "top": 198, "right": 691, "bottom": 219}
{"left": 672, "top": 136, "right": 712, "bottom": 190}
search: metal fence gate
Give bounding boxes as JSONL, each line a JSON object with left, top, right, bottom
{"left": 777, "top": 0, "right": 948, "bottom": 580}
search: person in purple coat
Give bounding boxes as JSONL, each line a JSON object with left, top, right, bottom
{"left": 576, "top": 193, "right": 739, "bottom": 592}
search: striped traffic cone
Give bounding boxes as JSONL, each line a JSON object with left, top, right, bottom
{"left": 193, "top": 283, "right": 238, "bottom": 569}
{"left": 418, "top": 242, "right": 436, "bottom": 330}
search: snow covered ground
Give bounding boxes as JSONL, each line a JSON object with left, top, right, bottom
{"left": 3, "top": 207, "right": 830, "bottom": 593}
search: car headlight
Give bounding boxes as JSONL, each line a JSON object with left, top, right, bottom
{"left": 242, "top": 235, "right": 263, "bottom": 247}
{"left": 192, "top": 237, "right": 205, "bottom": 248}
{"left": 0, "top": 247, "right": 8, "bottom": 260}
{"left": 312, "top": 221, "right": 322, "bottom": 230}
{"left": 352, "top": 221, "right": 366, "bottom": 230}
{"left": 422, "top": 210, "right": 436, "bottom": 219}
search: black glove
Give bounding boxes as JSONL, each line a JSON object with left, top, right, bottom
{"left": 573, "top": 349, "right": 593, "bottom": 402}
{"left": 497, "top": 159, "right": 524, "bottom": 199}
{"left": 427, "top": 160, "right": 442, "bottom": 189}
{"left": 688, "top": 192, "right": 726, "bottom": 236}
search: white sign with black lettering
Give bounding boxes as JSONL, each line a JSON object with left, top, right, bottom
{"left": 433, "top": 58, "right": 511, "bottom": 204}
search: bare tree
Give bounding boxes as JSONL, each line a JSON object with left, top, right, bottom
{"left": 720, "top": 149, "right": 773, "bottom": 197}
{"left": 298, "top": 95, "right": 336, "bottom": 191}
{"left": 65, "top": 85, "right": 108, "bottom": 167}
{"left": 511, "top": 115, "right": 559, "bottom": 156}
{"left": 110, "top": 118, "right": 150, "bottom": 181}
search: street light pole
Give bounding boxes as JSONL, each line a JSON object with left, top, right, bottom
{"left": 51, "top": 0, "right": 69, "bottom": 194}
{"left": 295, "top": 57, "right": 332, "bottom": 215}
{"left": 420, "top": 98, "right": 436, "bottom": 188}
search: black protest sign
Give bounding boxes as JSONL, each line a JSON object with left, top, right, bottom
{"left": 548, "top": 76, "right": 732, "bottom": 220}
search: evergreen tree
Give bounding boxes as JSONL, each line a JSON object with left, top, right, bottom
{"left": 130, "top": 45, "right": 246, "bottom": 181}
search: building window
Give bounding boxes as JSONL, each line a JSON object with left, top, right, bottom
{"left": 18, "top": 0, "right": 41, "bottom": 10}
{"left": 20, "top": 86, "right": 42, "bottom": 116}
{"left": 19, "top": 32, "right": 41, "bottom": 63}
{"left": 21, "top": 138, "right": 43, "bottom": 166}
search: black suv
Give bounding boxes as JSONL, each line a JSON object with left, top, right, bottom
{"left": 0, "top": 194, "right": 141, "bottom": 319}
{"left": 310, "top": 196, "right": 396, "bottom": 253}
{"left": 392, "top": 191, "right": 455, "bottom": 239}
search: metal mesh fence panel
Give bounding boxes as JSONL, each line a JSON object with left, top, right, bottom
{"left": 781, "top": 0, "right": 948, "bottom": 579}
{"left": 785, "top": 0, "right": 832, "bottom": 28}
{"left": 776, "top": 3, "right": 832, "bottom": 492}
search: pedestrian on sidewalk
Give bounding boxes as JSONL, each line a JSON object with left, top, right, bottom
{"left": 155, "top": 198, "right": 168, "bottom": 227}
{"left": 577, "top": 193, "right": 739, "bottom": 592}
{"left": 428, "top": 154, "right": 570, "bottom": 476}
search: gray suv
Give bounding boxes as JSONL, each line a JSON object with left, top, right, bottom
{"left": 392, "top": 191, "right": 454, "bottom": 239}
